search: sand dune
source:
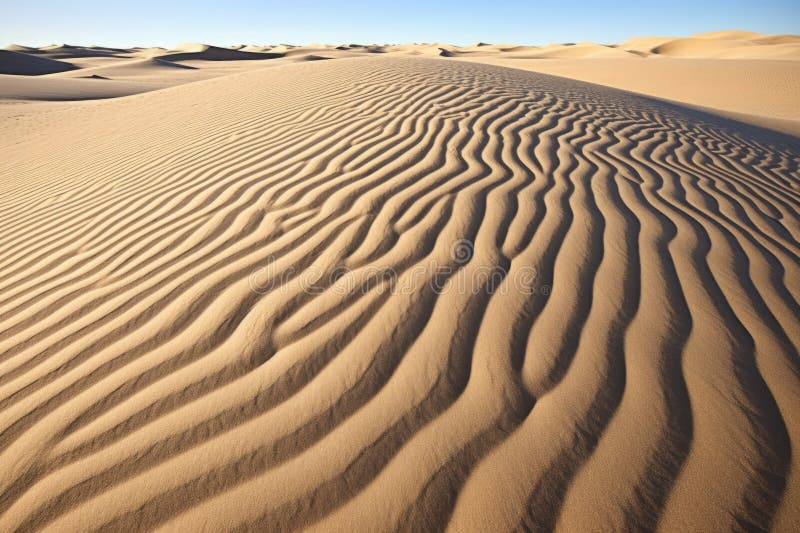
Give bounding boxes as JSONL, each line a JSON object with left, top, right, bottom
{"left": 753, "top": 35, "right": 800, "bottom": 46}
{"left": 693, "top": 30, "right": 766, "bottom": 40}
{"left": 458, "top": 56, "right": 800, "bottom": 133}
{"left": 0, "top": 75, "right": 165, "bottom": 101}
{"left": 653, "top": 37, "right": 772, "bottom": 59}
{"left": 620, "top": 36, "right": 686, "bottom": 54}
{"left": 504, "top": 42, "right": 641, "bottom": 59}
{"left": 47, "top": 58, "right": 197, "bottom": 79}
{"left": 239, "top": 45, "right": 276, "bottom": 53}
{"left": 31, "top": 44, "right": 131, "bottom": 59}
{"left": 607, "top": 31, "right": 800, "bottom": 59}
{"left": 2, "top": 32, "right": 798, "bottom": 122}
{"left": 0, "top": 50, "right": 76, "bottom": 76}
{"left": 158, "top": 43, "right": 283, "bottom": 62}
{"left": 3, "top": 44, "right": 41, "bottom": 54}
{"left": 0, "top": 55, "right": 798, "bottom": 532}
{"left": 645, "top": 31, "right": 800, "bottom": 60}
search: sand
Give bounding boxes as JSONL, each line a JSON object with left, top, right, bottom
{"left": 0, "top": 50, "right": 76, "bottom": 76}
{"left": 0, "top": 32, "right": 799, "bottom": 532}
{"left": 2, "top": 33, "right": 798, "bottom": 130}
{"left": 457, "top": 56, "right": 800, "bottom": 136}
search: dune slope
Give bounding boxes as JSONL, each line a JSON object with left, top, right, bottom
{"left": 158, "top": 44, "right": 283, "bottom": 61}
{"left": 0, "top": 50, "right": 77, "bottom": 76}
{"left": 0, "top": 57, "right": 798, "bottom": 532}
{"left": 456, "top": 56, "right": 800, "bottom": 135}
{"left": 0, "top": 75, "right": 166, "bottom": 101}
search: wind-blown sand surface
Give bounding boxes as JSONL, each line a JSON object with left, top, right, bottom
{"left": 1, "top": 35, "right": 799, "bottom": 532}
{"left": 2, "top": 31, "right": 799, "bottom": 132}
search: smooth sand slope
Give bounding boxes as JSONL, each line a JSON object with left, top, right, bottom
{"left": 0, "top": 50, "right": 76, "bottom": 76}
{"left": 0, "top": 56, "right": 798, "bottom": 532}
{"left": 0, "top": 75, "right": 167, "bottom": 101}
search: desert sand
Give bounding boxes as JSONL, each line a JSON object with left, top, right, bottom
{"left": 0, "top": 31, "right": 799, "bottom": 532}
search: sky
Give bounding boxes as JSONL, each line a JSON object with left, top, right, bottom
{"left": 1, "top": 0, "right": 798, "bottom": 48}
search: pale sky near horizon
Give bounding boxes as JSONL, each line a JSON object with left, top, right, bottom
{"left": 1, "top": 0, "right": 798, "bottom": 48}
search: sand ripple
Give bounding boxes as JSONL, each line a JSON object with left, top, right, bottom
{"left": 0, "top": 57, "right": 798, "bottom": 532}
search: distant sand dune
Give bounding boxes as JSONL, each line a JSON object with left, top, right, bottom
{"left": 47, "top": 58, "right": 197, "bottom": 79}
{"left": 505, "top": 42, "right": 641, "bottom": 59}
{"left": 0, "top": 50, "right": 76, "bottom": 76}
{"left": 752, "top": 35, "right": 800, "bottom": 46}
{"left": 1, "top": 31, "right": 798, "bottom": 135}
{"left": 158, "top": 43, "right": 283, "bottom": 62}
{"left": 2, "top": 44, "right": 41, "bottom": 54}
{"left": 0, "top": 57, "right": 797, "bottom": 532}
{"left": 0, "top": 74, "right": 165, "bottom": 101}
{"left": 31, "top": 44, "right": 131, "bottom": 59}
{"left": 692, "top": 30, "right": 765, "bottom": 40}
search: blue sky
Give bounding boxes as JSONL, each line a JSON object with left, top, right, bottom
{"left": 2, "top": 0, "right": 798, "bottom": 48}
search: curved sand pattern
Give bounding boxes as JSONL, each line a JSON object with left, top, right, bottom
{"left": 0, "top": 57, "right": 799, "bottom": 532}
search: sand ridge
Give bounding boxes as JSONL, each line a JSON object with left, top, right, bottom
{"left": 0, "top": 55, "right": 798, "bottom": 531}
